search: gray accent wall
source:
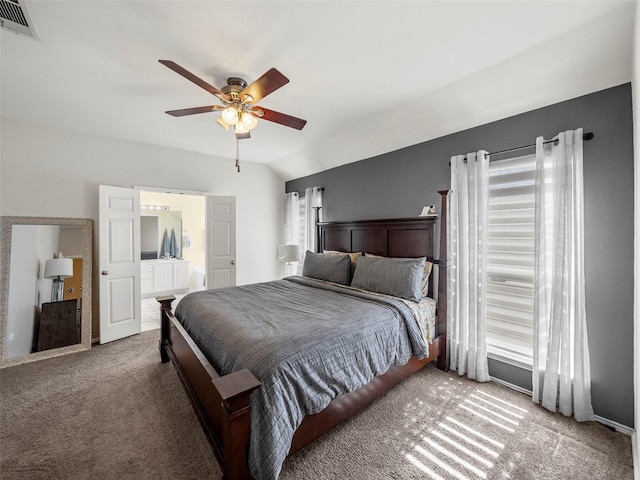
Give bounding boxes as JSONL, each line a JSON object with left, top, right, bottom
{"left": 286, "top": 83, "right": 635, "bottom": 428}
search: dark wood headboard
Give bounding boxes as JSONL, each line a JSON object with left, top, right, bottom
{"left": 317, "top": 217, "right": 438, "bottom": 296}
{"left": 318, "top": 216, "right": 437, "bottom": 260}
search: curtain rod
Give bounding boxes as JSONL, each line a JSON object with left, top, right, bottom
{"left": 488, "top": 132, "right": 594, "bottom": 158}
{"left": 449, "top": 132, "right": 594, "bottom": 165}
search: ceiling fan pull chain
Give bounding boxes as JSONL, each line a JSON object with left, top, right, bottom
{"left": 236, "top": 138, "right": 240, "bottom": 173}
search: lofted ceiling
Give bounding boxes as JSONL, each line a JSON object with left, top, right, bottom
{"left": 1, "top": 1, "right": 636, "bottom": 181}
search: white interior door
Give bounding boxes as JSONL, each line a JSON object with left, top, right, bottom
{"left": 99, "top": 185, "right": 141, "bottom": 343}
{"left": 206, "top": 196, "right": 236, "bottom": 289}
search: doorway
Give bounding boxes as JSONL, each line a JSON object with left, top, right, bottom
{"left": 99, "top": 185, "right": 237, "bottom": 342}
{"left": 139, "top": 190, "right": 206, "bottom": 331}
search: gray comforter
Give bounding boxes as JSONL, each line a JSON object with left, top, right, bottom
{"left": 174, "top": 276, "right": 429, "bottom": 480}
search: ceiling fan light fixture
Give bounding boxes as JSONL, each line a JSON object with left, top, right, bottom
{"left": 242, "top": 112, "right": 258, "bottom": 131}
{"left": 221, "top": 106, "right": 239, "bottom": 125}
{"left": 216, "top": 116, "right": 231, "bottom": 131}
{"left": 234, "top": 120, "right": 248, "bottom": 134}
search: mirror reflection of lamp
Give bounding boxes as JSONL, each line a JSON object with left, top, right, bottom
{"left": 43, "top": 254, "right": 74, "bottom": 302}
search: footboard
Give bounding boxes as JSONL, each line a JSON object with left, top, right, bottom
{"left": 157, "top": 295, "right": 260, "bottom": 480}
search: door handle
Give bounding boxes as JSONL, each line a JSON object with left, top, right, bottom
{"left": 230, "top": 260, "right": 236, "bottom": 265}
{"left": 101, "top": 270, "right": 109, "bottom": 275}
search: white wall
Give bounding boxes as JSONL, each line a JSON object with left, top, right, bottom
{"left": 35, "top": 225, "right": 61, "bottom": 308}
{"left": 1, "top": 119, "right": 286, "bottom": 338}
{"left": 58, "top": 227, "right": 83, "bottom": 258}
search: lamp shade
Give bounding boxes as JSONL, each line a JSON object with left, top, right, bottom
{"left": 241, "top": 112, "right": 258, "bottom": 130}
{"left": 44, "top": 257, "right": 73, "bottom": 279}
{"left": 221, "top": 107, "right": 239, "bottom": 125}
{"left": 277, "top": 244, "right": 301, "bottom": 263}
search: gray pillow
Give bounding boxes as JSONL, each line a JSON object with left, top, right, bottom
{"left": 351, "top": 256, "right": 426, "bottom": 302}
{"left": 302, "top": 251, "right": 351, "bottom": 285}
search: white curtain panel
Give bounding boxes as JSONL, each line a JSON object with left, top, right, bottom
{"left": 532, "top": 128, "right": 594, "bottom": 422}
{"left": 448, "top": 151, "right": 490, "bottom": 381}
{"left": 283, "top": 192, "right": 299, "bottom": 276}
{"left": 304, "top": 187, "right": 323, "bottom": 255}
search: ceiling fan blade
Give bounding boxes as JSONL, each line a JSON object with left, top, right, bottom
{"left": 241, "top": 68, "right": 289, "bottom": 103}
{"left": 165, "top": 106, "right": 219, "bottom": 117}
{"left": 159, "top": 60, "right": 227, "bottom": 99}
{"left": 256, "top": 107, "right": 307, "bottom": 130}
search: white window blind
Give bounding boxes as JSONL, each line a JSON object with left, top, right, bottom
{"left": 486, "top": 153, "right": 535, "bottom": 368}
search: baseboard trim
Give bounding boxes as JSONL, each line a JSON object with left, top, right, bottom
{"left": 489, "top": 375, "right": 532, "bottom": 396}
{"left": 632, "top": 432, "right": 639, "bottom": 480}
{"left": 595, "top": 415, "right": 635, "bottom": 435}
{"left": 489, "top": 376, "right": 635, "bottom": 435}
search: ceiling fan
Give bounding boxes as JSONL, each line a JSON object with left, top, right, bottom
{"left": 159, "top": 60, "right": 307, "bottom": 171}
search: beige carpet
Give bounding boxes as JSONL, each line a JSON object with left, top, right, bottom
{"left": 141, "top": 293, "right": 187, "bottom": 332}
{"left": 0, "top": 331, "right": 633, "bottom": 480}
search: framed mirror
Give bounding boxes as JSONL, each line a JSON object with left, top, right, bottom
{"left": 140, "top": 208, "right": 183, "bottom": 260}
{"left": 0, "top": 217, "right": 93, "bottom": 368}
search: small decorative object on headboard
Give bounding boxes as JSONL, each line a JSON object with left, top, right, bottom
{"left": 419, "top": 205, "right": 437, "bottom": 217}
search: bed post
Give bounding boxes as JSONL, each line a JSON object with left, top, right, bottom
{"left": 157, "top": 294, "right": 176, "bottom": 364}
{"left": 212, "top": 370, "right": 261, "bottom": 480}
{"left": 437, "top": 190, "right": 449, "bottom": 371}
{"left": 315, "top": 206, "right": 322, "bottom": 253}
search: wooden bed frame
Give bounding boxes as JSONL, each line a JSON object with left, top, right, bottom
{"left": 157, "top": 190, "right": 449, "bottom": 480}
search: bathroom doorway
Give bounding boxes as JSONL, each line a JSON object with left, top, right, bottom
{"left": 139, "top": 190, "right": 206, "bottom": 330}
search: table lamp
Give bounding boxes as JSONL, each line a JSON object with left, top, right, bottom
{"left": 44, "top": 254, "right": 74, "bottom": 302}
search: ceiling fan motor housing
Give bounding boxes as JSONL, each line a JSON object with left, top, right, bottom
{"left": 222, "top": 77, "right": 249, "bottom": 103}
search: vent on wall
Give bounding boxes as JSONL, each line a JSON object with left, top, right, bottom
{"left": 0, "top": 0, "right": 38, "bottom": 38}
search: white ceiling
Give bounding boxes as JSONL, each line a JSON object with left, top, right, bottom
{"left": 1, "top": 1, "right": 636, "bottom": 180}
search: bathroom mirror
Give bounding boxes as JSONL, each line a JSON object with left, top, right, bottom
{"left": 0, "top": 217, "right": 93, "bottom": 367}
{"left": 140, "top": 209, "right": 182, "bottom": 259}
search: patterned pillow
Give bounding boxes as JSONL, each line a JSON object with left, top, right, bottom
{"left": 302, "top": 251, "right": 351, "bottom": 285}
{"left": 421, "top": 261, "right": 433, "bottom": 297}
{"left": 351, "top": 256, "right": 426, "bottom": 302}
{"left": 364, "top": 252, "right": 433, "bottom": 297}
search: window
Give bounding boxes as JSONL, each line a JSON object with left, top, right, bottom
{"left": 296, "top": 197, "right": 306, "bottom": 275}
{"left": 485, "top": 153, "right": 536, "bottom": 368}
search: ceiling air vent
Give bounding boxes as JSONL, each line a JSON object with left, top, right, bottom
{"left": 0, "top": 0, "right": 38, "bottom": 38}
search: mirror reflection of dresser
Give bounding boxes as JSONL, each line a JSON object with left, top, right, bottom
{"left": 38, "top": 299, "right": 80, "bottom": 351}
{"left": 0, "top": 217, "right": 92, "bottom": 368}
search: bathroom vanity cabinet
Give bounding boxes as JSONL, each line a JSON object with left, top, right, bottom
{"left": 141, "top": 259, "right": 189, "bottom": 296}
